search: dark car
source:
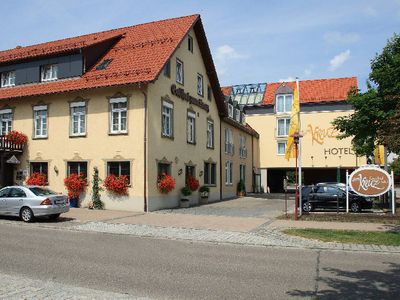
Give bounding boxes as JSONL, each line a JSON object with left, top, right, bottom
{"left": 301, "top": 184, "right": 373, "bottom": 213}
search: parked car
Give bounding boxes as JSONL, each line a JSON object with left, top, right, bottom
{"left": 0, "top": 186, "right": 69, "bottom": 222}
{"left": 301, "top": 184, "right": 373, "bottom": 213}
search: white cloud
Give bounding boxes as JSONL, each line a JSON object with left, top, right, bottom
{"left": 364, "top": 6, "right": 377, "bottom": 17}
{"left": 329, "top": 50, "right": 351, "bottom": 71}
{"left": 323, "top": 31, "right": 360, "bottom": 44}
{"left": 214, "top": 45, "right": 248, "bottom": 75}
{"left": 278, "top": 76, "right": 296, "bottom": 82}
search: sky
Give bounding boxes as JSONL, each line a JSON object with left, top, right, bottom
{"left": 1, "top": 0, "right": 399, "bottom": 91}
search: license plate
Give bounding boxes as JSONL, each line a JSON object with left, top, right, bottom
{"left": 55, "top": 198, "right": 64, "bottom": 205}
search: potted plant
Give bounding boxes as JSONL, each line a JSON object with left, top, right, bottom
{"left": 103, "top": 174, "right": 129, "bottom": 195}
{"left": 64, "top": 173, "right": 87, "bottom": 208}
{"left": 186, "top": 175, "right": 199, "bottom": 191}
{"left": 237, "top": 179, "right": 246, "bottom": 197}
{"left": 199, "top": 186, "right": 210, "bottom": 204}
{"left": 25, "top": 172, "right": 47, "bottom": 186}
{"left": 5, "top": 130, "right": 28, "bottom": 146}
{"left": 157, "top": 173, "right": 176, "bottom": 194}
{"left": 180, "top": 186, "right": 191, "bottom": 208}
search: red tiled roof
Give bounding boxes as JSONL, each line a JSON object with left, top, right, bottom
{"left": 222, "top": 77, "right": 357, "bottom": 104}
{"left": 0, "top": 15, "right": 200, "bottom": 101}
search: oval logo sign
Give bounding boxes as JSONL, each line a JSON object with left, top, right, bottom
{"left": 349, "top": 166, "right": 391, "bottom": 197}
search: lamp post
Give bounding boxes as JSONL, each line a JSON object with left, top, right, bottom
{"left": 292, "top": 132, "right": 302, "bottom": 220}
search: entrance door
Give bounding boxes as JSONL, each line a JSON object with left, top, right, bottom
{"left": 0, "top": 155, "right": 15, "bottom": 188}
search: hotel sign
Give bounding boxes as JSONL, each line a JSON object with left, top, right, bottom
{"left": 349, "top": 166, "right": 391, "bottom": 197}
{"left": 171, "top": 84, "right": 209, "bottom": 112}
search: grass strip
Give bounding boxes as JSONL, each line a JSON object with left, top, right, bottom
{"left": 283, "top": 228, "right": 400, "bottom": 246}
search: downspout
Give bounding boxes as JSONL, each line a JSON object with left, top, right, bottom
{"left": 251, "top": 135, "right": 254, "bottom": 192}
{"left": 141, "top": 89, "right": 148, "bottom": 212}
{"left": 219, "top": 117, "right": 222, "bottom": 201}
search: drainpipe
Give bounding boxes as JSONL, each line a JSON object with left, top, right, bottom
{"left": 141, "top": 89, "right": 148, "bottom": 212}
{"left": 251, "top": 135, "right": 254, "bottom": 192}
{"left": 219, "top": 118, "right": 222, "bottom": 201}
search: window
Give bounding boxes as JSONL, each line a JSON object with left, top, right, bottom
{"left": 235, "top": 108, "right": 240, "bottom": 122}
{"left": 0, "top": 109, "right": 12, "bottom": 135}
{"left": 67, "top": 161, "right": 88, "bottom": 178}
{"left": 204, "top": 162, "right": 216, "bottom": 185}
{"left": 96, "top": 59, "right": 112, "bottom": 70}
{"left": 8, "top": 188, "right": 26, "bottom": 198}
{"left": 228, "top": 104, "right": 234, "bottom": 118}
{"left": 240, "top": 164, "right": 246, "bottom": 181}
{"left": 30, "top": 162, "right": 48, "bottom": 180}
{"left": 185, "top": 165, "right": 196, "bottom": 182}
{"left": 176, "top": 59, "right": 184, "bottom": 84}
{"left": 70, "top": 102, "right": 86, "bottom": 136}
{"left": 41, "top": 64, "right": 58, "bottom": 81}
{"left": 207, "top": 85, "right": 212, "bottom": 101}
{"left": 276, "top": 94, "right": 293, "bottom": 113}
{"left": 187, "top": 111, "right": 196, "bottom": 144}
{"left": 110, "top": 97, "right": 127, "bottom": 134}
{"left": 241, "top": 113, "right": 246, "bottom": 125}
{"left": 33, "top": 105, "right": 48, "bottom": 138}
{"left": 162, "top": 101, "right": 173, "bottom": 138}
{"left": 224, "top": 128, "right": 234, "bottom": 154}
{"left": 207, "top": 120, "right": 214, "bottom": 148}
{"left": 277, "top": 118, "right": 290, "bottom": 137}
{"left": 163, "top": 60, "right": 171, "bottom": 77}
{"left": 1, "top": 71, "right": 15, "bottom": 87}
{"left": 225, "top": 161, "right": 233, "bottom": 185}
{"left": 277, "top": 142, "right": 286, "bottom": 155}
{"left": 158, "top": 163, "right": 171, "bottom": 176}
{"left": 197, "top": 74, "right": 203, "bottom": 96}
{"left": 188, "top": 35, "right": 193, "bottom": 53}
{"left": 107, "top": 161, "right": 130, "bottom": 181}
{"left": 239, "top": 135, "right": 247, "bottom": 158}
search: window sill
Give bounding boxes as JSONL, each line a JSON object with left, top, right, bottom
{"left": 41, "top": 78, "right": 58, "bottom": 82}
{"left": 161, "top": 134, "right": 174, "bottom": 140}
{"left": 206, "top": 146, "right": 214, "bottom": 150}
{"left": 1, "top": 84, "right": 15, "bottom": 88}
{"left": 187, "top": 141, "right": 196, "bottom": 145}
{"left": 176, "top": 81, "right": 184, "bottom": 86}
{"left": 108, "top": 132, "right": 128, "bottom": 136}
{"left": 204, "top": 184, "right": 217, "bottom": 187}
{"left": 69, "top": 134, "right": 87, "bottom": 138}
{"left": 225, "top": 183, "right": 233, "bottom": 186}
{"left": 32, "top": 136, "right": 48, "bottom": 140}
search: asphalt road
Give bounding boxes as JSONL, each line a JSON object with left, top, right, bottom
{"left": 0, "top": 223, "right": 399, "bottom": 299}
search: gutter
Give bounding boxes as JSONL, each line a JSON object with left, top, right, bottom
{"left": 219, "top": 117, "right": 223, "bottom": 201}
{"left": 141, "top": 88, "right": 148, "bottom": 212}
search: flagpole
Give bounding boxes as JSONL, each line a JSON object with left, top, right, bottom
{"left": 296, "top": 78, "right": 302, "bottom": 217}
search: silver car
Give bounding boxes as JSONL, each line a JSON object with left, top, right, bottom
{"left": 0, "top": 186, "right": 69, "bottom": 222}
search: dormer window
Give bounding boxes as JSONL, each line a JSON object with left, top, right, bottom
{"left": 41, "top": 64, "right": 58, "bottom": 82}
{"left": 228, "top": 104, "right": 234, "bottom": 118}
{"left": 1, "top": 71, "right": 15, "bottom": 87}
{"left": 276, "top": 94, "right": 293, "bottom": 113}
{"left": 241, "top": 113, "right": 246, "bottom": 125}
{"left": 235, "top": 108, "right": 240, "bottom": 122}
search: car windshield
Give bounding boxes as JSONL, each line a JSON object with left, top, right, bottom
{"left": 28, "top": 187, "right": 58, "bottom": 196}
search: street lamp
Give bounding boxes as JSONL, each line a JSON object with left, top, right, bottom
{"left": 291, "top": 132, "right": 303, "bottom": 220}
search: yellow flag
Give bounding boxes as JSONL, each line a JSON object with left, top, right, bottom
{"left": 285, "top": 84, "right": 300, "bottom": 160}
{"left": 374, "top": 145, "right": 385, "bottom": 165}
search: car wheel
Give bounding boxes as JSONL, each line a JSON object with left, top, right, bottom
{"left": 302, "top": 202, "right": 312, "bottom": 212}
{"left": 350, "top": 202, "right": 361, "bottom": 213}
{"left": 48, "top": 213, "right": 61, "bottom": 220}
{"left": 20, "top": 207, "right": 34, "bottom": 222}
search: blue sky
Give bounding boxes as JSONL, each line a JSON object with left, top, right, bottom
{"left": 1, "top": 0, "right": 399, "bottom": 91}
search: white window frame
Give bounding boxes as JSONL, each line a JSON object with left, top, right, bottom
{"left": 187, "top": 111, "right": 196, "bottom": 144}
{"left": 1, "top": 71, "right": 15, "bottom": 87}
{"left": 0, "top": 109, "right": 12, "bottom": 135}
{"left": 176, "top": 59, "right": 184, "bottom": 84}
{"left": 225, "top": 160, "right": 233, "bottom": 185}
{"left": 224, "top": 128, "right": 234, "bottom": 155}
{"left": 276, "top": 94, "right": 293, "bottom": 114}
{"left": 239, "top": 135, "right": 247, "bottom": 158}
{"left": 162, "top": 101, "right": 173, "bottom": 137}
{"left": 277, "top": 141, "right": 287, "bottom": 155}
{"left": 41, "top": 64, "right": 58, "bottom": 82}
{"left": 197, "top": 74, "right": 203, "bottom": 96}
{"left": 110, "top": 97, "right": 127, "bottom": 134}
{"left": 276, "top": 118, "right": 290, "bottom": 137}
{"left": 235, "top": 108, "right": 241, "bottom": 122}
{"left": 228, "top": 104, "right": 234, "bottom": 118}
{"left": 241, "top": 113, "right": 246, "bottom": 125}
{"left": 207, "top": 120, "right": 214, "bottom": 148}
{"left": 70, "top": 102, "right": 86, "bottom": 136}
{"left": 33, "top": 105, "right": 48, "bottom": 138}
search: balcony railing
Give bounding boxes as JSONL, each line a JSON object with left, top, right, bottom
{"left": 0, "top": 135, "right": 24, "bottom": 152}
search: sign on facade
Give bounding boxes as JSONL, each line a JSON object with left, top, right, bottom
{"left": 6, "top": 155, "right": 20, "bottom": 164}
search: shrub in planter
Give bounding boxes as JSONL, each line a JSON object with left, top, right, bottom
{"left": 103, "top": 174, "right": 129, "bottom": 195}
{"left": 25, "top": 172, "right": 47, "bottom": 186}
{"left": 180, "top": 186, "right": 192, "bottom": 208}
{"left": 186, "top": 175, "right": 199, "bottom": 191}
{"left": 64, "top": 173, "right": 87, "bottom": 199}
{"left": 199, "top": 186, "right": 210, "bottom": 198}
{"left": 237, "top": 179, "right": 246, "bottom": 196}
{"left": 5, "top": 130, "right": 28, "bottom": 146}
{"left": 181, "top": 186, "right": 192, "bottom": 197}
{"left": 157, "top": 173, "right": 176, "bottom": 194}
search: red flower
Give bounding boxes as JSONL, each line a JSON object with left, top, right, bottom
{"left": 25, "top": 172, "right": 47, "bottom": 186}
{"left": 157, "top": 173, "right": 176, "bottom": 194}
{"left": 103, "top": 174, "right": 129, "bottom": 195}
{"left": 64, "top": 173, "right": 87, "bottom": 199}
{"left": 5, "top": 130, "right": 28, "bottom": 146}
{"left": 186, "top": 175, "right": 199, "bottom": 191}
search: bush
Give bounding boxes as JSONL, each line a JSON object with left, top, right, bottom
{"left": 103, "top": 174, "right": 129, "bottom": 195}
{"left": 237, "top": 179, "right": 246, "bottom": 193}
{"left": 181, "top": 186, "right": 192, "bottom": 196}
{"left": 199, "top": 186, "right": 210, "bottom": 193}
{"left": 64, "top": 173, "right": 87, "bottom": 199}
{"left": 25, "top": 172, "right": 47, "bottom": 186}
{"left": 157, "top": 173, "right": 176, "bottom": 194}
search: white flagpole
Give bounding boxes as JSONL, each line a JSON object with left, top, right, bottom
{"left": 297, "top": 78, "right": 302, "bottom": 216}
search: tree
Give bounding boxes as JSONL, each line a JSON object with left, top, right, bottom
{"left": 333, "top": 34, "right": 400, "bottom": 156}
{"left": 91, "top": 167, "right": 104, "bottom": 209}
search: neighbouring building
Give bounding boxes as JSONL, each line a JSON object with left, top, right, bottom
{"left": 222, "top": 78, "right": 366, "bottom": 192}
{"left": 0, "top": 14, "right": 259, "bottom": 211}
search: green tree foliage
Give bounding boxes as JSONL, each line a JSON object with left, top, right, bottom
{"left": 389, "top": 158, "right": 400, "bottom": 183}
{"left": 92, "top": 167, "right": 104, "bottom": 210}
{"left": 333, "top": 34, "right": 400, "bottom": 156}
